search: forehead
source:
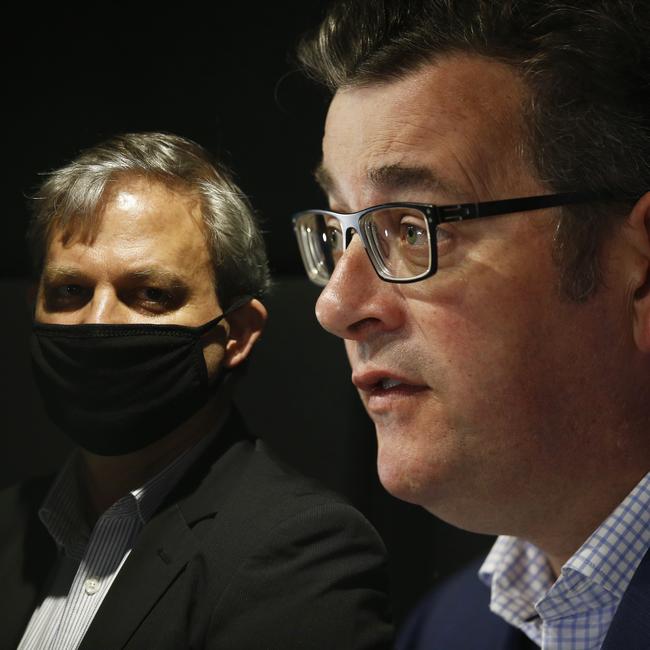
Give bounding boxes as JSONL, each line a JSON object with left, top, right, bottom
{"left": 44, "top": 177, "right": 213, "bottom": 281}
{"left": 322, "top": 55, "right": 536, "bottom": 206}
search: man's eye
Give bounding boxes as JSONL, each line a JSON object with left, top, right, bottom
{"left": 128, "top": 284, "right": 187, "bottom": 314}
{"left": 400, "top": 218, "right": 427, "bottom": 247}
{"left": 326, "top": 224, "right": 343, "bottom": 250}
{"left": 139, "top": 287, "right": 172, "bottom": 304}
{"left": 41, "top": 284, "right": 92, "bottom": 312}
{"left": 62, "top": 285, "right": 84, "bottom": 296}
{"left": 49, "top": 284, "right": 90, "bottom": 302}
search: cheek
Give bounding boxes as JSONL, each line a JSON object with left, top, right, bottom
{"left": 202, "top": 340, "right": 226, "bottom": 381}
{"left": 393, "top": 289, "right": 547, "bottom": 441}
{"left": 431, "top": 309, "right": 541, "bottom": 438}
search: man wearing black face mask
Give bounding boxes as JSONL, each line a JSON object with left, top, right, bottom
{"left": 0, "top": 132, "right": 392, "bottom": 649}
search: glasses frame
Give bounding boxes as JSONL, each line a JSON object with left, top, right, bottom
{"left": 293, "top": 190, "right": 620, "bottom": 285}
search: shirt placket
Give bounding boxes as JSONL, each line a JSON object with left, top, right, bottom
{"left": 52, "top": 504, "right": 140, "bottom": 650}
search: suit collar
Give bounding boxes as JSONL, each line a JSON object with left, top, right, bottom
{"left": 78, "top": 504, "right": 201, "bottom": 650}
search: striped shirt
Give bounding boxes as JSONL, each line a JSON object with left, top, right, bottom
{"left": 479, "top": 471, "right": 650, "bottom": 649}
{"left": 18, "top": 424, "right": 222, "bottom": 650}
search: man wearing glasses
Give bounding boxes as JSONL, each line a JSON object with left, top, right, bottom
{"left": 293, "top": 1, "right": 650, "bottom": 648}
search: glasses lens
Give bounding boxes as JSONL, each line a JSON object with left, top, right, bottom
{"left": 294, "top": 212, "right": 342, "bottom": 286}
{"left": 361, "top": 206, "right": 432, "bottom": 280}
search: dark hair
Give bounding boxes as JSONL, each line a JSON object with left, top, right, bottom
{"left": 298, "top": 0, "right": 650, "bottom": 300}
{"left": 29, "top": 132, "right": 271, "bottom": 306}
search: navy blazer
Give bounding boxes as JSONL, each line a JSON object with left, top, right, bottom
{"left": 398, "top": 548, "right": 650, "bottom": 650}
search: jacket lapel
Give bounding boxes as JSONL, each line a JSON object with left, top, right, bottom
{"left": 78, "top": 409, "right": 252, "bottom": 650}
{"left": 602, "top": 546, "right": 650, "bottom": 648}
{"left": 78, "top": 504, "right": 201, "bottom": 650}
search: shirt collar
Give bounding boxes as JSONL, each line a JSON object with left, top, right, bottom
{"left": 39, "top": 453, "right": 89, "bottom": 558}
{"left": 562, "top": 471, "right": 650, "bottom": 599}
{"left": 479, "top": 471, "right": 650, "bottom": 638}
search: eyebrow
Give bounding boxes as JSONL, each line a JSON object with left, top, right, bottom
{"left": 41, "top": 266, "right": 189, "bottom": 289}
{"left": 314, "top": 164, "right": 336, "bottom": 196}
{"left": 40, "top": 266, "right": 90, "bottom": 284}
{"left": 128, "top": 268, "right": 189, "bottom": 289}
{"left": 367, "top": 164, "right": 464, "bottom": 198}
{"left": 313, "top": 162, "right": 466, "bottom": 207}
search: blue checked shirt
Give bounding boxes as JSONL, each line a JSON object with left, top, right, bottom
{"left": 479, "top": 471, "right": 650, "bottom": 649}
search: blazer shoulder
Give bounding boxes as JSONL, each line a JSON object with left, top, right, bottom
{"left": 191, "top": 439, "right": 393, "bottom": 649}
{"left": 195, "top": 436, "right": 389, "bottom": 569}
{"left": 247, "top": 439, "right": 367, "bottom": 513}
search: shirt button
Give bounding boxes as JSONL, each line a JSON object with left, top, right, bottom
{"left": 84, "top": 577, "right": 100, "bottom": 595}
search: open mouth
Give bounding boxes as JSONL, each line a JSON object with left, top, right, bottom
{"left": 352, "top": 371, "right": 429, "bottom": 408}
{"left": 369, "top": 378, "right": 428, "bottom": 397}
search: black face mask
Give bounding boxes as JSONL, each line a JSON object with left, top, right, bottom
{"left": 31, "top": 299, "right": 248, "bottom": 456}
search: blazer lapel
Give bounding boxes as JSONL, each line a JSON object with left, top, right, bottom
{"left": 78, "top": 501, "right": 201, "bottom": 650}
{"left": 78, "top": 409, "right": 252, "bottom": 650}
{"left": 602, "top": 546, "right": 650, "bottom": 648}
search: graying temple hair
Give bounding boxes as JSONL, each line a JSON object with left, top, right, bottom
{"left": 28, "top": 132, "right": 271, "bottom": 306}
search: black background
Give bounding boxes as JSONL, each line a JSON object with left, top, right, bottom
{"left": 4, "top": 3, "right": 330, "bottom": 278}
{"left": 2, "top": 4, "right": 493, "bottom": 626}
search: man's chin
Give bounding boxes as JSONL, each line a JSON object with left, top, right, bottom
{"left": 375, "top": 440, "right": 433, "bottom": 508}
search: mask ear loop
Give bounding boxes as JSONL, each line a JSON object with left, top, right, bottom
{"left": 198, "top": 294, "right": 255, "bottom": 389}
{"left": 194, "top": 294, "right": 253, "bottom": 335}
{"left": 224, "top": 294, "right": 254, "bottom": 316}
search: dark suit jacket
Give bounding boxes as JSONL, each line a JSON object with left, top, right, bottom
{"left": 397, "top": 550, "right": 650, "bottom": 650}
{"left": 0, "top": 410, "right": 393, "bottom": 649}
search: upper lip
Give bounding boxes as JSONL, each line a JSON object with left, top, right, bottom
{"left": 352, "top": 369, "right": 425, "bottom": 392}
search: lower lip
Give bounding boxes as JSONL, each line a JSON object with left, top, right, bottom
{"left": 366, "top": 384, "right": 428, "bottom": 413}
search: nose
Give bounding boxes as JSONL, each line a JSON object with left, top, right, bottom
{"left": 81, "top": 286, "right": 129, "bottom": 324}
{"left": 315, "top": 235, "right": 404, "bottom": 340}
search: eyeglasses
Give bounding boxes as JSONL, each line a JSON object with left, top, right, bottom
{"left": 292, "top": 191, "right": 614, "bottom": 286}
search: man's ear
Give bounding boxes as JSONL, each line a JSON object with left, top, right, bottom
{"left": 627, "top": 192, "right": 650, "bottom": 352}
{"left": 223, "top": 298, "right": 268, "bottom": 368}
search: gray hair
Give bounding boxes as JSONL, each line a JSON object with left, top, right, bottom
{"left": 28, "top": 132, "right": 271, "bottom": 306}
{"left": 297, "top": 0, "right": 650, "bottom": 301}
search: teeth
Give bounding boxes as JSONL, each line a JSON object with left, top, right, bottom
{"left": 381, "top": 378, "right": 402, "bottom": 390}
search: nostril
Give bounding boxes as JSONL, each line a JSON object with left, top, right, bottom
{"left": 349, "top": 317, "right": 382, "bottom": 338}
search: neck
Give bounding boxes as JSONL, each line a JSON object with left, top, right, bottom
{"left": 530, "top": 462, "right": 650, "bottom": 577}
{"left": 78, "top": 388, "right": 230, "bottom": 523}
{"left": 516, "top": 392, "right": 650, "bottom": 577}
